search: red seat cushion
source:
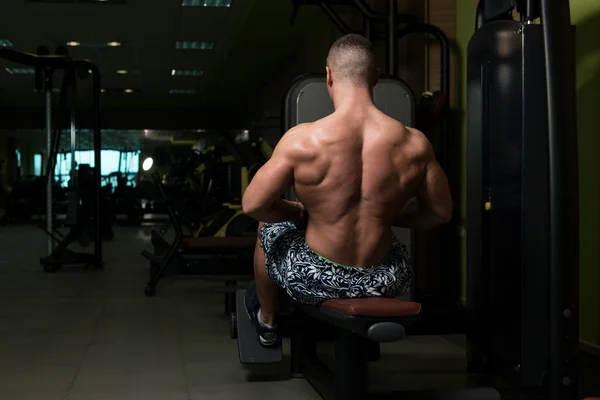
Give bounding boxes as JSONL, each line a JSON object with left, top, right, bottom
{"left": 181, "top": 236, "right": 256, "bottom": 250}
{"left": 321, "top": 297, "right": 422, "bottom": 318}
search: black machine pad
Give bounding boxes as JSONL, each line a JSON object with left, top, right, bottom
{"left": 236, "top": 289, "right": 283, "bottom": 364}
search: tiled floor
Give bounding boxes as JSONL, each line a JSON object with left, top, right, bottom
{"left": 0, "top": 225, "right": 597, "bottom": 399}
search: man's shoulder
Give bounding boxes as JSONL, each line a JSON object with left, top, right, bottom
{"left": 284, "top": 122, "right": 313, "bottom": 137}
{"left": 403, "top": 127, "right": 434, "bottom": 162}
{"left": 384, "top": 123, "right": 432, "bottom": 162}
{"left": 404, "top": 126, "right": 428, "bottom": 143}
{"left": 278, "top": 123, "right": 318, "bottom": 160}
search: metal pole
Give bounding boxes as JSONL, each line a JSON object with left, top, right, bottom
{"left": 318, "top": 2, "right": 354, "bottom": 35}
{"left": 353, "top": 0, "right": 385, "bottom": 21}
{"left": 540, "top": 0, "right": 576, "bottom": 398}
{"left": 70, "top": 86, "right": 76, "bottom": 179}
{"left": 90, "top": 64, "right": 103, "bottom": 266}
{"left": 45, "top": 69, "right": 53, "bottom": 255}
{"left": 388, "top": 0, "right": 398, "bottom": 76}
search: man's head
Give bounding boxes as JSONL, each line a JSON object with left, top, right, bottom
{"left": 326, "top": 34, "right": 379, "bottom": 96}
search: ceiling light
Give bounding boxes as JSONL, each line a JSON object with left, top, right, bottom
{"left": 5, "top": 67, "right": 35, "bottom": 74}
{"left": 116, "top": 69, "right": 128, "bottom": 75}
{"left": 175, "top": 41, "right": 214, "bottom": 50}
{"left": 124, "top": 89, "right": 134, "bottom": 93}
{"left": 169, "top": 89, "right": 196, "bottom": 94}
{"left": 171, "top": 69, "right": 203, "bottom": 77}
{"left": 66, "top": 41, "right": 80, "bottom": 47}
{"left": 0, "top": 39, "right": 13, "bottom": 47}
{"left": 182, "top": 0, "right": 232, "bottom": 6}
{"left": 106, "top": 41, "right": 121, "bottom": 47}
{"left": 101, "top": 89, "right": 106, "bottom": 93}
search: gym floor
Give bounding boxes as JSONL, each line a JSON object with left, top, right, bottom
{"left": 0, "top": 226, "right": 598, "bottom": 400}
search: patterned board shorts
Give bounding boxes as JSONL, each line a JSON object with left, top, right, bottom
{"left": 260, "top": 222, "right": 412, "bottom": 305}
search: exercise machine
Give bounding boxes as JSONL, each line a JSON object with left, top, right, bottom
{"left": 290, "top": 0, "right": 462, "bottom": 327}
{"left": 236, "top": 74, "right": 428, "bottom": 399}
{"left": 235, "top": 0, "right": 579, "bottom": 398}
{"left": 141, "top": 133, "right": 272, "bottom": 298}
{"left": 109, "top": 171, "right": 144, "bottom": 226}
{"left": 0, "top": 47, "right": 104, "bottom": 271}
{"left": 466, "top": 0, "right": 578, "bottom": 399}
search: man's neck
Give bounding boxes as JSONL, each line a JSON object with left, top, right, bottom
{"left": 332, "top": 84, "right": 374, "bottom": 111}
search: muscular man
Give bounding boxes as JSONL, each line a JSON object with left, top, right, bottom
{"left": 242, "top": 34, "right": 452, "bottom": 346}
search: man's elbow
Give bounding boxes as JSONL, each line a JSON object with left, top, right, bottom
{"left": 242, "top": 196, "right": 267, "bottom": 219}
{"left": 242, "top": 197, "right": 259, "bottom": 218}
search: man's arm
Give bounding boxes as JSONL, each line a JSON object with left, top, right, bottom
{"left": 394, "top": 146, "right": 452, "bottom": 230}
{"left": 241, "top": 130, "right": 304, "bottom": 224}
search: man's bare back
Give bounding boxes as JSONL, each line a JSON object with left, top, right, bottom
{"left": 281, "top": 104, "right": 452, "bottom": 268}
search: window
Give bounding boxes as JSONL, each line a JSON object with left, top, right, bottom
{"left": 54, "top": 153, "right": 72, "bottom": 186}
{"left": 33, "top": 154, "right": 42, "bottom": 176}
{"left": 76, "top": 150, "right": 95, "bottom": 168}
{"left": 100, "top": 150, "right": 120, "bottom": 176}
{"left": 54, "top": 150, "right": 140, "bottom": 187}
{"left": 119, "top": 151, "right": 140, "bottom": 174}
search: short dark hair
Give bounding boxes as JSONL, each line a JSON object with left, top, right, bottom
{"left": 326, "top": 34, "right": 377, "bottom": 86}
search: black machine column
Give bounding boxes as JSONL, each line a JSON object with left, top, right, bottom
{"left": 466, "top": 0, "right": 578, "bottom": 398}
{"left": 540, "top": 0, "right": 579, "bottom": 398}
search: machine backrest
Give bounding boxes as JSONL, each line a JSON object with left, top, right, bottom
{"left": 283, "top": 74, "right": 415, "bottom": 129}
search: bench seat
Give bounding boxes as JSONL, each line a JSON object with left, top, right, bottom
{"left": 295, "top": 297, "right": 422, "bottom": 343}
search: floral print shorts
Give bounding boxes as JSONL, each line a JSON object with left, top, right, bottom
{"left": 259, "top": 222, "right": 412, "bottom": 305}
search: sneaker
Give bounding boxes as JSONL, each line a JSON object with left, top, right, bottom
{"left": 244, "top": 281, "right": 278, "bottom": 347}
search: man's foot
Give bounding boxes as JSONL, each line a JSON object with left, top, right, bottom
{"left": 244, "top": 281, "right": 278, "bottom": 347}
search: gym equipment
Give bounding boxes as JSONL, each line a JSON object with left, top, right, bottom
{"left": 109, "top": 172, "right": 144, "bottom": 226}
{"left": 290, "top": 0, "right": 462, "bottom": 330}
{"left": 235, "top": 74, "right": 439, "bottom": 399}
{"left": 416, "top": 90, "right": 448, "bottom": 138}
{"left": 235, "top": 291, "right": 502, "bottom": 400}
{"left": 140, "top": 131, "right": 274, "bottom": 300}
{"left": 236, "top": 72, "right": 480, "bottom": 398}
{"left": 42, "top": 163, "right": 114, "bottom": 267}
{"left": 466, "top": 0, "right": 578, "bottom": 399}
{"left": 141, "top": 172, "right": 256, "bottom": 298}
{"left": 0, "top": 47, "right": 104, "bottom": 271}
{"left": 237, "top": 0, "right": 579, "bottom": 397}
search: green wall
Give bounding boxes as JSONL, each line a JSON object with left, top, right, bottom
{"left": 455, "top": 0, "right": 600, "bottom": 350}
{"left": 571, "top": 0, "right": 600, "bottom": 351}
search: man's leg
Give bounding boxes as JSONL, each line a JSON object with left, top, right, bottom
{"left": 254, "top": 222, "right": 279, "bottom": 326}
